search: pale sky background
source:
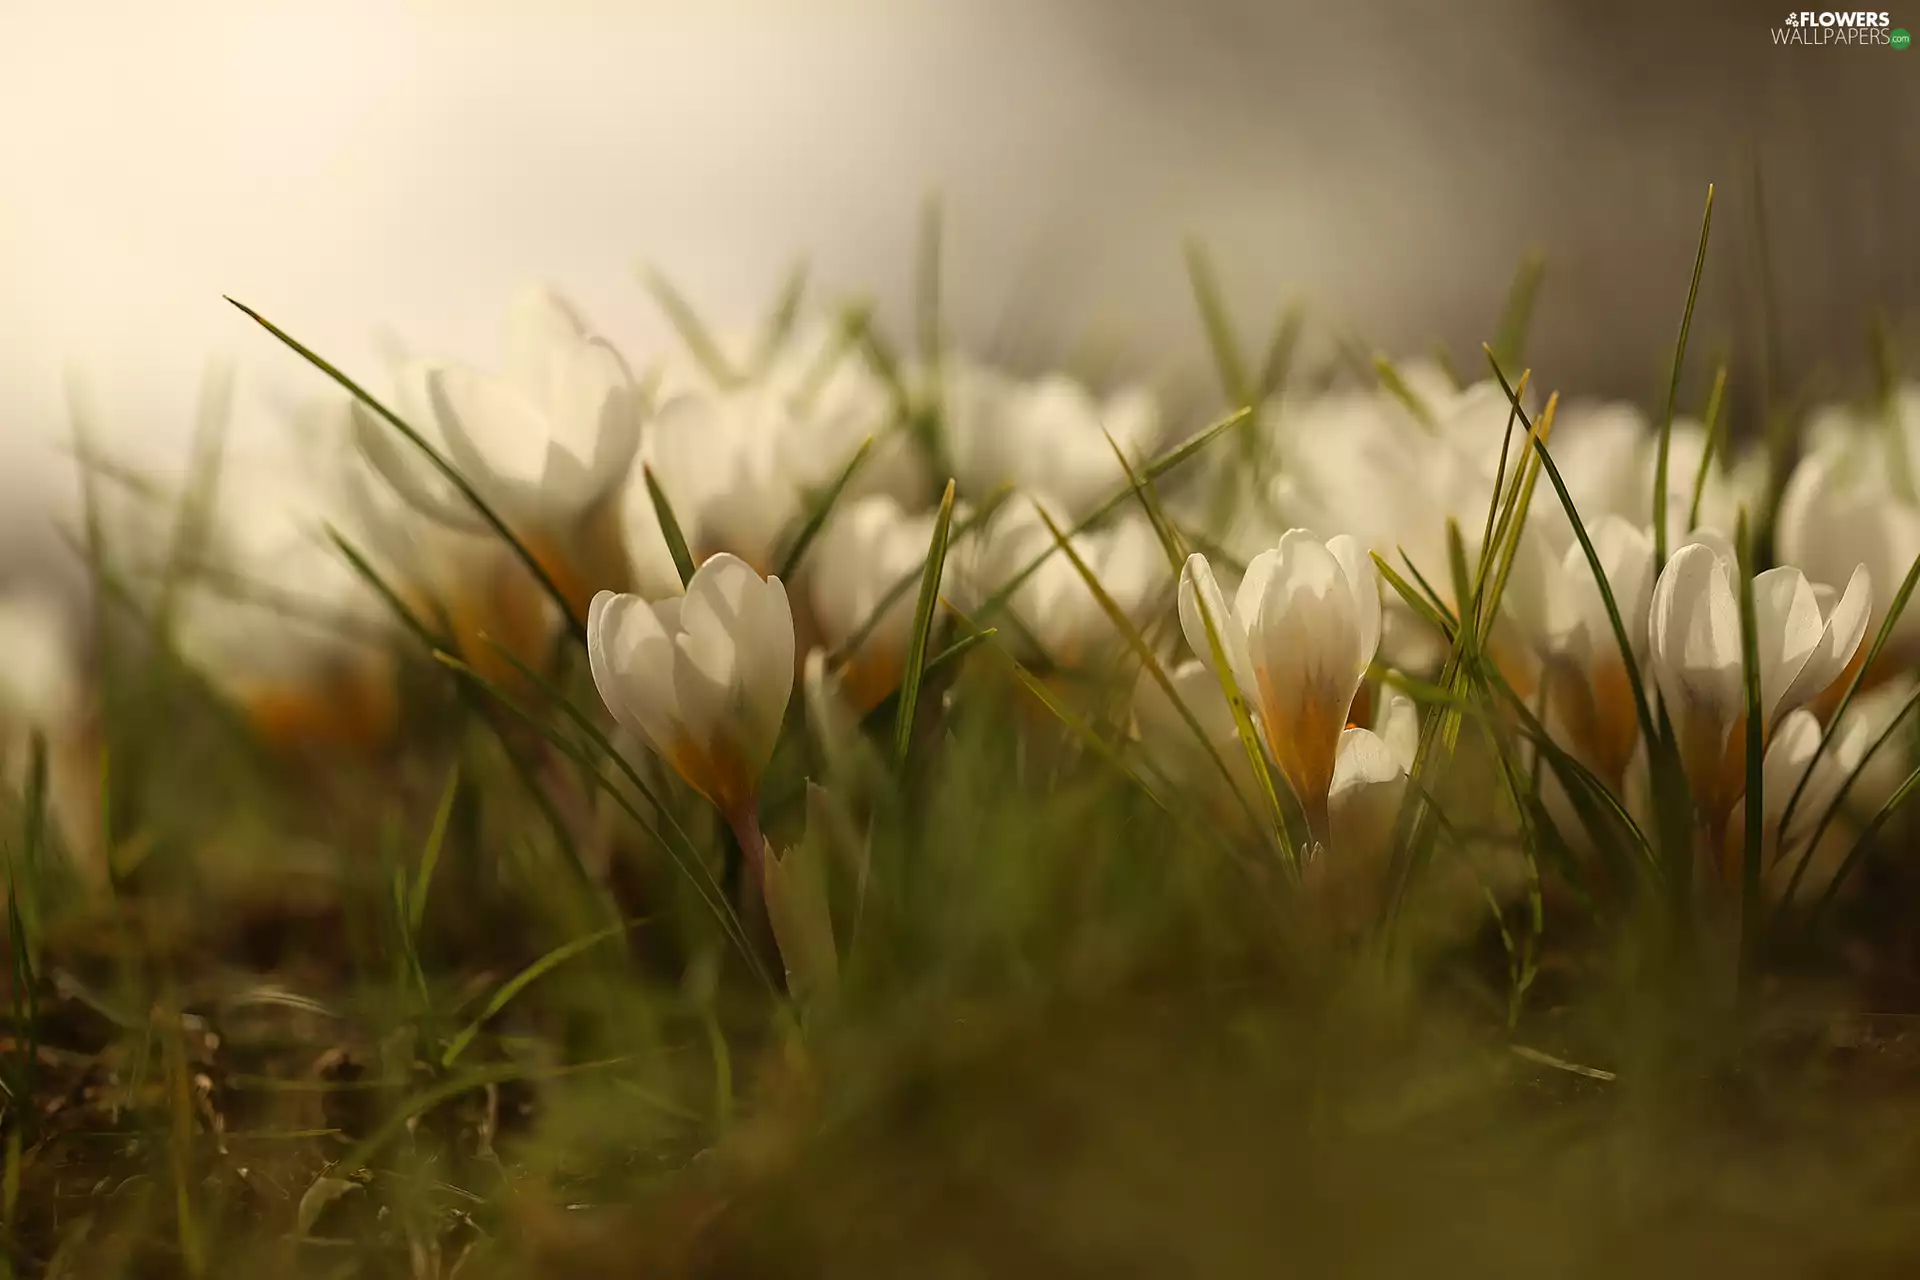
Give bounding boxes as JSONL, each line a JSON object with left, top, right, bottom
{"left": 2, "top": 0, "right": 1915, "bottom": 566}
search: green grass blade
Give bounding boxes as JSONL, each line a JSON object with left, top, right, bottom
{"left": 1486, "top": 348, "right": 1657, "bottom": 746}
{"left": 643, "top": 464, "right": 698, "bottom": 588}
{"left": 1490, "top": 250, "right": 1547, "bottom": 373}
{"left": 1652, "top": 183, "right": 1715, "bottom": 568}
{"left": 1180, "top": 562, "right": 1298, "bottom": 873}
{"left": 1184, "top": 238, "right": 1251, "bottom": 406}
{"left": 1686, "top": 361, "right": 1731, "bottom": 533}
{"left": 441, "top": 920, "right": 635, "bottom": 1067}
{"left": 225, "top": 297, "right": 587, "bottom": 643}
{"left": 893, "top": 480, "right": 957, "bottom": 770}
{"left": 750, "top": 259, "right": 810, "bottom": 377}
{"left": 409, "top": 763, "right": 461, "bottom": 934}
{"left": 640, "top": 265, "right": 739, "bottom": 388}
{"left": 1807, "top": 757, "right": 1920, "bottom": 928}
{"left": 434, "top": 650, "right": 769, "bottom": 991}
{"left": 967, "top": 408, "right": 1250, "bottom": 626}
{"left": 155, "top": 360, "right": 234, "bottom": 634}
{"left": 1033, "top": 506, "right": 1261, "bottom": 837}
{"left": 960, "top": 612, "right": 1172, "bottom": 815}
{"left": 1255, "top": 304, "right": 1305, "bottom": 402}
{"left": 1374, "top": 552, "right": 1459, "bottom": 644}
{"left": 1779, "top": 680, "right": 1920, "bottom": 913}
{"left": 776, "top": 436, "right": 875, "bottom": 582}
{"left": 1374, "top": 355, "right": 1438, "bottom": 433}
{"left": 326, "top": 526, "right": 452, "bottom": 654}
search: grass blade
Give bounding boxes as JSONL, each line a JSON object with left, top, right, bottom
{"left": 1652, "top": 184, "right": 1715, "bottom": 568}
{"left": 777, "top": 436, "right": 875, "bottom": 582}
{"left": 225, "top": 297, "right": 587, "bottom": 643}
{"left": 1184, "top": 238, "right": 1251, "bottom": 406}
{"left": 1490, "top": 250, "right": 1546, "bottom": 373}
{"left": 893, "top": 480, "right": 956, "bottom": 769}
{"left": 1808, "top": 758, "right": 1920, "bottom": 927}
{"left": 1779, "top": 680, "right": 1920, "bottom": 914}
{"left": 1032, "top": 505, "right": 1261, "bottom": 837}
{"left": 1686, "top": 361, "right": 1730, "bottom": 533}
{"left": 643, "top": 464, "right": 698, "bottom": 588}
{"left": 441, "top": 920, "right": 636, "bottom": 1066}
{"left": 640, "top": 265, "right": 739, "bottom": 388}
{"left": 409, "top": 763, "right": 461, "bottom": 934}
{"left": 750, "top": 259, "right": 810, "bottom": 377}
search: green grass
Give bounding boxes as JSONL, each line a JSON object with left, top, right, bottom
{"left": 6, "top": 200, "right": 1920, "bottom": 1276}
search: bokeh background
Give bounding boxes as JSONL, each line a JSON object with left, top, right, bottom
{"left": 3, "top": 0, "right": 1916, "bottom": 578}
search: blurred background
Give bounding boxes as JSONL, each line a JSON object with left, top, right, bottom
{"left": 2, "top": 0, "right": 1916, "bottom": 577}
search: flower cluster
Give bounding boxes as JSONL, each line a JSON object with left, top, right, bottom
{"left": 27, "top": 276, "right": 1920, "bottom": 990}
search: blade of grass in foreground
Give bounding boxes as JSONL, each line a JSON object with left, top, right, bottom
{"left": 1651, "top": 183, "right": 1715, "bottom": 568}
{"left": 644, "top": 464, "right": 698, "bottom": 589}
{"left": 893, "top": 480, "right": 957, "bottom": 770}
{"left": 225, "top": 297, "right": 587, "bottom": 644}
{"left": 1779, "top": 679, "right": 1920, "bottom": 914}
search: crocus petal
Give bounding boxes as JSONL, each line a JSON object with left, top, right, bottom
{"left": 1326, "top": 533, "right": 1383, "bottom": 672}
{"left": 1250, "top": 531, "right": 1366, "bottom": 809}
{"left": 1178, "top": 553, "right": 1256, "bottom": 700}
{"left": 1750, "top": 566, "right": 1825, "bottom": 725}
{"left": 586, "top": 590, "right": 680, "bottom": 751}
{"left": 1777, "top": 564, "right": 1873, "bottom": 718}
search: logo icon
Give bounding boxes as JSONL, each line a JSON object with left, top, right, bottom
{"left": 1893, "top": 26, "right": 1912, "bottom": 45}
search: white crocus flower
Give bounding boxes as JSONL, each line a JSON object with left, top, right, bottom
{"left": 1534, "top": 514, "right": 1657, "bottom": 784}
{"left": 1735, "top": 680, "right": 1913, "bottom": 903}
{"left": 954, "top": 503, "right": 1166, "bottom": 669}
{"left": 624, "top": 390, "right": 805, "bottom": 587}
{"left": 1316, "top": 690, "right": 1419, "bottom": 923}
{"left": 808, "top": 495, "right": 942, "bottom": 712}
{"left": 945, "top": 361, "right": 1163, "bottom": 521}
{"left": 356, "top": 286, "right": 644, "bottom": 564}
{"left": 587, "top": 553, "right": 795, "bottom": 865}
{"left": 1777, "top": 435, "right": 1920, "bottom": 674}
{"left": 1177, "top": 529, "right": 1382, "bottom": 838}
{"left": 1648, "top": 540, "right": 1872, "bottom": 825}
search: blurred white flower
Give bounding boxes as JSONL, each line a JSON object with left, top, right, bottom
{"left": 1777, "top": 423, "right": 1920, "bottom": 672}
{"left": 1648, "top": 540, "right": 1871, "bottom": 823}
{"left": 808, "top": 495, "right": 942, "bottom": 711}
{"left": 1178, "top": 530, "right": 1381, "bottom": 835}
{"left": 356, "top": 284, "right": 645, "bottom": 543}
{"left": 945, "top": 360, "right": 1164, "bottom": 521}
{"left": 587, "top": 553, "right": 795, "bottom": 835}
{"left": 954, "top": 502, "right": 1166, "bottom": 668}
{"left": 1530, "top": 402, "right": 1761, "bottom": 554}
{"left": 624, "top": 390, "right": 803, "bottom": 588}
{"left": 1530, "top": 514, "right": 1657, "bottom": 783}
{"left": 166, "top": 409, "right": 404, "bottom": 748}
